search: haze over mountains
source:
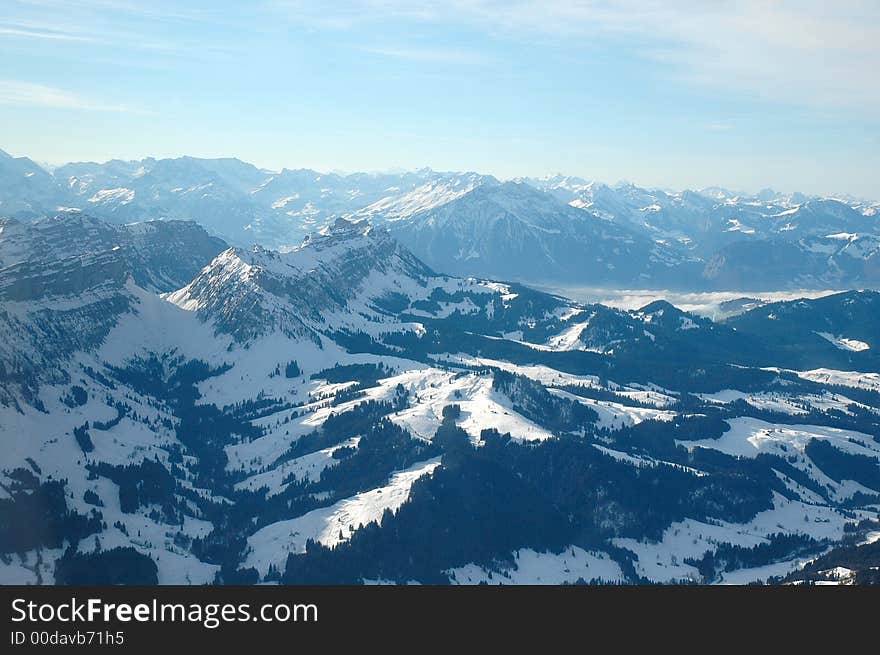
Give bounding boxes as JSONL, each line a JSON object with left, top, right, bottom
{"left": 2, "top": 149, "right": 878, "bottom": 291}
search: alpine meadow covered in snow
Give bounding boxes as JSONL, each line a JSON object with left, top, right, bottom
{"left": 1, "top": 1, "right": 880, "bottom": 588}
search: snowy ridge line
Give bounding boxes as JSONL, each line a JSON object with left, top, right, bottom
{"left": 244, "top": 458, "right": 441, "bottom": 576}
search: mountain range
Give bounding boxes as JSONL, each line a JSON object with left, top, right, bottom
{"left": 1, "top": 206, "right": 879, "bottom": 585}
{"left": 2, "top": 149, "right": 878, "bottom": 291}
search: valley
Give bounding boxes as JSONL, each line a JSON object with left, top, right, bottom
{"left": 1, "top": 208, "right": 878, "bottom": 585}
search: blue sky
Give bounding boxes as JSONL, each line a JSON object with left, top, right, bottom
{"left": 1, "top": 0, "right": 878, "bottom": 198}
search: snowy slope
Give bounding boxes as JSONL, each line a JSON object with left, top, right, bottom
{"left": 2, "top": 210, "right": 880, "bottom": 586}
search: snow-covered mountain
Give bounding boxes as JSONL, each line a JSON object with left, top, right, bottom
{"left": 166, "top": 216, "right": 509, "bottom": 342}
{"left": 350, "top": 172, "right": 490, "bottom": 222}
{"left": 249, "top": 168, "right": 480, "bottom": 233}
{"left": 384, "top": 180, "right": 700, "bottom": 286}
{"left": 0, "top": 149, "right": 62, "bottom": 216}
{"left": 704, "top": 232, "right": 880, "bottom": 289}
{"left": 3, "top": 149, "right": 879, "bottom": 290}
{"left": 0, "top": 213, "right": 227, "bottom": 292}
{"left": 525, "top": 177, "right": 880, "bottom": 288}
{"left": 527, "top": 175, "right": 879, "bottom": 254}
{"left": 51, "top": 156, "right": 499, "bottom": 248}
{"left": 2, "top": 213, "right": 879, "bottom": 585}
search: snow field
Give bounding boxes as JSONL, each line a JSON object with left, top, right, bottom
{"left": 245, "top": 458, "right": 441, "bottom": 576}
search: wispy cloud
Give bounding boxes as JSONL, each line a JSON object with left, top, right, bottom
{"left": 459, "top": 0, "right": 880, "bottom": 111}
{"left": 359, "top": 45, "right": 491, "bottom": 64}
{"left": 2, "top": 1, "right": 239, "bottom": 59}
{"left": 0, "top": 21, "right": 96, "bottom": 42}
{"left": 11, "top": 0, "right": 217, "bottom": 25}
{"left": 266, "top": 0, "right": 446, "bottom": 30}
{"left": 0, "top": 80, "right": 134, "bottom": 112}
{"left": 702, "top": 122, "right": 735, "bottom": 132}
{"left": 268, "top": 1, "right": 880, "bottom": 111}
{"left": 0, "top": 19, "right": 181, "bottom": 51}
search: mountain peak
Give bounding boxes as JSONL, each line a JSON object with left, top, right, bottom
{"left": 637, "top": 299, "right": 680, "bottom": 315}
{"left": 169, "top": 216, "right": 434, "bottom": 342}
{"left": 318, "top": 216, "right": 372, "bottom": 238}
{"left": 290, "top": 217, "right": 383, "bottom": 261}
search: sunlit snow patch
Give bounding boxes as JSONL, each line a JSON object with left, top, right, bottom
{"left": 816, "top": 331, "right": 870, "bottom": 352}
{"left": 245, "top": 458, "right": 440, "bottom": 576}
{"left": 447, "top": 547, "right": 624, "bottom": 585}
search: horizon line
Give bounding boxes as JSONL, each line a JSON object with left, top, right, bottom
{"left": 3, "top": 146, "right": 877, "bottom": 204}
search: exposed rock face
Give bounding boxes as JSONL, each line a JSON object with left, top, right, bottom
{"left": 0, "top": 214, "right": 227, "bottom": 292}
{"left": 167, "top": 218, "right": 436, "bottom": 342}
